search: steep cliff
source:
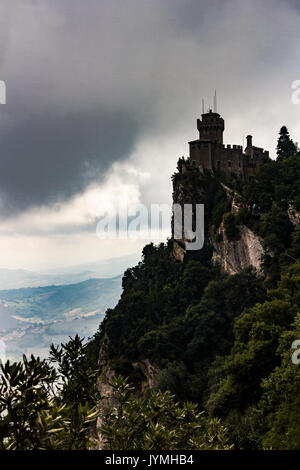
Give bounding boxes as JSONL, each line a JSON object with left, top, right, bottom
{"left": 132, "top": 359, "right": 161, "bottom": 391}
{"left": 97, "top": 334, "right": 161, "bottom": 448}
{"left": 96, "top": 333, "right": 117, "bottom": 450}
{"left": 172, "top": 167, "right": 264, "bottom": 274}
{"left": 91, "top": 154, "right": 300, "bottom": 450}
{"left": 288, "top": 203, "right": 300, "bottom": 226}
{"left": 211, "top": 223, "right": 264, "bottom": 275}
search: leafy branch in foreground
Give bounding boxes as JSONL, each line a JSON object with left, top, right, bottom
{"left": 99, "top": 375, "right": 232, "bottom": 450}
{"left": 0, "top": 336, "right": 99, "bottom": 450}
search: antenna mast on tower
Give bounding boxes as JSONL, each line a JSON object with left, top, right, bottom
{"left": 213, "top": 90, "right": 217, "bottom": 113}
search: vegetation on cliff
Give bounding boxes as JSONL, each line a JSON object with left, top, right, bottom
{"left": 88, "top": 138, "right": 300, "bottom": 449}
{"left": 1, "top": 127, "right": 299, "bottom": 450}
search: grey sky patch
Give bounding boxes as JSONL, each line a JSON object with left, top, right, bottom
{"left": 0, "top": 0, "right": 300, "bottom": 270}
{"left": 0, "top": 104, "right": 142, "bottom": 214}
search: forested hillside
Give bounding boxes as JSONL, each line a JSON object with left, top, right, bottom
{"left": 89, "top": 148, "right": 300, "bottom": 449}
{"left": 1, "top": 131, "right": 299, "bottom": 450}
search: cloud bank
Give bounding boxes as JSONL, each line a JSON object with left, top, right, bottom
{"left": 0, "top": 0, "right": 300, "bottom": 269}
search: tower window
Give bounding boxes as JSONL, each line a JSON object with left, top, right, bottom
{"left": 217, "top": 160, "right": 221, "bottom": 168}
{"left": 228, "top": 161, "right": 232, "bottom": 167}
{"left": 192, "top": 160, "right": 196, "bottom": 166}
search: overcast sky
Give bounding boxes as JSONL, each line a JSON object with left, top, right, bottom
{"left": 0, "top": 0, "right": 300, "bottom": 271}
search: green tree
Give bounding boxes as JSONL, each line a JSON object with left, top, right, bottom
{"left": 0, "top": 336, "right": 99, "bottom": 450}
{"left": 99, "top": 375, "right": 232, "bottom": 450}
{"left": 276, "top": 126, "right": 297, "bottom": 162}
{"left": 206, "top": 269, "right": 300, "bottom": 449}
{"left": 258, "top": 314, "right": 300, "bottom": 449}
{"left": 260, "top": 205, "right": 292, "bottom": 255}
{"left": 49, "top": 334, "right": 100, "bottom": 449}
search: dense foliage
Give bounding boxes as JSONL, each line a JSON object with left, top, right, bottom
{"left": 2, "top": 127, "right": 299, "bottom": 450}
{"left": 0, "top": 339, "right": 231, "bottom": 450}
{"left": 276, "top": 126, "right": 297, "bottom": 162}
{"left": 0, "top": 336, "right": 99, "bottom": 450}
{"left": 89, "top": 144, "right": 300, "bottom": 449}
{"left": 100, "top": 375, "right": 232, "bottom": 450}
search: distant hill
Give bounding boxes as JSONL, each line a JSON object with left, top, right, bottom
{"left": 0, "top": 253, "right": 141, "bottom": 290}
{"left": 0, "top": 276, "right": 122, "bottom": 361}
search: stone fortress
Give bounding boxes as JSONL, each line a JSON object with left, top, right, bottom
{"left": 183, "top": 108, "right": 269, "bottom": 182}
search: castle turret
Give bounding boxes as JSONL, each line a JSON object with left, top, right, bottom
{"left": 197, "top": 110, "right": 224, "bottom": 144}
{"left": 246, "top": 135, "right": 253, "bottom": 147}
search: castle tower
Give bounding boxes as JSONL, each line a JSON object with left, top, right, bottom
{"left": 246, "top": 135, "right": 253, "bottom": 148}
{"left": 187, "top": 111, "right": 268, "bottom": 181}
{"left": 197, "top": 110, "right": 225, "bottom": 144}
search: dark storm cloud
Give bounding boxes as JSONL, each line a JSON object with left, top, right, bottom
{"left": 0, "top": 3, "right": 14, "bottom": 67}
{"left": 0, "top": 0, "right": 158, "bottom": 214}
{"left": 286, "top": 0, "right": 300, "bottom": 10}
{"left": 0, "top": 0, "right": 300, "bottom": 216}
{"left": 0, "top": 103, "right": 142, "bottom": 214}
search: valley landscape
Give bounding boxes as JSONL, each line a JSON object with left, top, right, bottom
{"left": 0, "top": 256, "right": 139, "bottom": 360}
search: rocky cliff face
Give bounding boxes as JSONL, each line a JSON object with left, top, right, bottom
{"left": 96, "top": 333, "right": 117, "bottom": 450}
{"left": 173, "top": 220, "right": 264, "bottom": 275}
{"left": 132, "top": 359, "right": 161, "bottom": 391}
{"left": 211, "top": 223, "right": 264, "bottom": 275}
{"left": 97, "top": 334, "right": 161, "bottom": 449}
{"left": 288, "top": 203, "right": 300, "bottom": 226}
{"left": 172, "top": 170, "right": 264, "bottom": 275}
